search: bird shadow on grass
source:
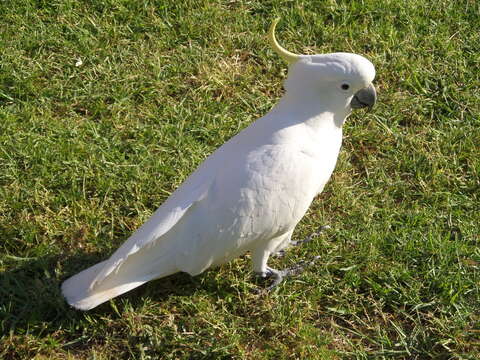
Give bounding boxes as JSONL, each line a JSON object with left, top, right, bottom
{"left": 0, "top": 250, "right": 239, "bottom": 336}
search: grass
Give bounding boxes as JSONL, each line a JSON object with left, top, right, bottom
{"left": 0, "top": 0, "right": 479, "bottom": 358}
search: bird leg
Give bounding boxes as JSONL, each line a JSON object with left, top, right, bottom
{"left": 253, "top": 226, "right": 329, "bottom": 293}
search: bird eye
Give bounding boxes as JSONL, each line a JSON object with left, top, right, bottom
{"left": 341, "top": 83, "right": 350, "bottom": 90}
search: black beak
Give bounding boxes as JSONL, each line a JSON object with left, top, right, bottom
{"left": 350, "top": 83, "right": 376, "bottom": 110}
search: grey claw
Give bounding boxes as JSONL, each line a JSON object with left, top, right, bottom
{"left": 253, "top": 255, "right": 321, "bottom": 293}
{"left": 293, "top": 225, "right": 331, "bottom": 247}
{"left": 264, "top": 268, "right": 286, "bottom": 291}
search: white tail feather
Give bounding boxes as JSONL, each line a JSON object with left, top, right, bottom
{"left": 62, "top": 242, "right": 178, "bottom": 310}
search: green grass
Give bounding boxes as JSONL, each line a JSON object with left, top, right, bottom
{"left": 1, "top": 0, "right": 479, "bottom": 358}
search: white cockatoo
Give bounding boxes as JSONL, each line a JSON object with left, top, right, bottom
{"left": 62, "top": 19, "right": 376, "bottom": 310}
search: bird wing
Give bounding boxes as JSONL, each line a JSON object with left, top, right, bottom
{"left": 89, "top": 161, "right": 215, "bottom": 290}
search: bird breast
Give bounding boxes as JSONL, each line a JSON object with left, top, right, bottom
{"left": 173, "top": 122, "right": 342, "bottom": 275}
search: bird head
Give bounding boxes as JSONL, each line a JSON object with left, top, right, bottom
{"left": 268, "top": 18, "right": 376, "bottom": 115}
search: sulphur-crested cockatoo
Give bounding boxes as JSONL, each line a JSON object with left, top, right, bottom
{"left": 62, "top": 19, "right": 376, "bottom": 310}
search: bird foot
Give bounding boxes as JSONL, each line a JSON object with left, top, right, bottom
{"left": 273, "top": 225, "right": 330, "bottom": 257}
{"left": 293, "top": 225, "right": 331, "bottom": 247}
{"left": 254, "top": 256, "right": 321, "bottom": 293}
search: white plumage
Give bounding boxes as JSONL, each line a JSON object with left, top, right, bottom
{"left": 62, "top": 19, "right": 376, "bottom": 310}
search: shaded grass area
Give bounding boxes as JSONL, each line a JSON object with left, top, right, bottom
{"left": 1, "top": 0, "right": 479, "bottom": 358}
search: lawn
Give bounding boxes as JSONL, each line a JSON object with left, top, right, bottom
{"left": 1, "top": 0, "right": 479, "bottom": 358}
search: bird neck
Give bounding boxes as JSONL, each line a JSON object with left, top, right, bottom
{"left": 272, "top": 91, "right": 350, "bottom": 130}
